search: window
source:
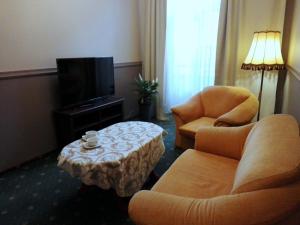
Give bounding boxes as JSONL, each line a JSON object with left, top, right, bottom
{"left": 164, "top": 0, "right": 221, "bottom": 110}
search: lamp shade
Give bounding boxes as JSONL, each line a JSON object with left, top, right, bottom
{"left": 241, "top": 31, "right": 285, "bottom": 71}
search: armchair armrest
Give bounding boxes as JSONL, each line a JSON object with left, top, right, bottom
{"left": 214, "top": 94, "right": 259, "bottom": 126}
{"left": 129, "top": 182, "right": 300, "bottom": 225}
{"left": 194, "top": 123, "right": 254, "bottom": 160}
{"left": 171, "top": 92, "right": 204, "bottom": 123}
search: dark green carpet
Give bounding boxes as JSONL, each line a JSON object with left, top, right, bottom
{"left": 0, "top": 117, "right": 182, "bottom": 225}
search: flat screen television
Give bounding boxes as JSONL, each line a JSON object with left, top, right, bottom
{"left": 56, "top": 57, "right": 114, "bottom": 107}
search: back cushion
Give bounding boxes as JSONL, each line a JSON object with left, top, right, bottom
{"left": 231, "top": 114, "right": 300, "bottom": 194}
{"left": 201, "top": 86, "right": 250, "bottom": 118}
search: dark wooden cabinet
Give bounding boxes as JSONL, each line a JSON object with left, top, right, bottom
{"left": 54, "top": 96, "right": 124, "bottom": 147}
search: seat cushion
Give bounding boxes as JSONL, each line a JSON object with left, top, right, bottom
{"left": 179, "top": 117, "right": 216, "bottom": 138}
{"left": 152, "top": 149, "right": 238, "bottom": 199}
{"left": 232, "top": 114, "right": 300, "bottom": 194}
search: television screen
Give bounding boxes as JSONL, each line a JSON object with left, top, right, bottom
{"left": 56, "top": 57, "right": 114, "bottom": 107}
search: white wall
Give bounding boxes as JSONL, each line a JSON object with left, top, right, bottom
{"left": 0, "top": 0, "right": 141, "bottom": 71}
{"left": 286, "top": 0, "right": 300, "bottom": 73}
{"left": 282, "top": 0, "right": 300, "bottom": 122}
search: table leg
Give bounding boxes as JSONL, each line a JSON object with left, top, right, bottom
{"left": 115, "top": 196, "right": 131, "bottom": 215}
{"left": 78, "top": 183, "right": 90, "bottom": 193}
{"left": 149, "top": 170, "right": 160, "bottom": 183}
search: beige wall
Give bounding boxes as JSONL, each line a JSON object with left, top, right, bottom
{"left": 0, "top": 0, "right": 140, "bottom": 71}
{"left": 0, "top": 64, "right": 141, "bottom": 172}
{"left": 0, "top": 74, "right": 59, "bottom": 172}
{"left": 282, "top": 0, "right": 300, "bottom": 122}
{"left": 235, "top": 0, "right": 286, "bottom": 119}
{"left": 283, "top": 73, "right": 300, "bottom": 122}
{"left": 286, "top": 0, "right": 300, "bottom": 73}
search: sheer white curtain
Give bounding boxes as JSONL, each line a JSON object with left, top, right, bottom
{"left": 164, "top": 0, "right": 221, "bottom": 111}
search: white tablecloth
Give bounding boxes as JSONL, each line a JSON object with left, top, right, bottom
{"left": 57, "top": 121, "right": 165, "bottom": 197}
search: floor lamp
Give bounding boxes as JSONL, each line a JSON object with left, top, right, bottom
{"left": 241, "top": 31, "right": 285, "bottom": 120}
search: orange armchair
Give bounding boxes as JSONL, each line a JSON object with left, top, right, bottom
{"left": 129, "top": 115, "right": 300, "bottom": 225}
{"left": 172, "top": 86, "right": 259, "bottom": 149}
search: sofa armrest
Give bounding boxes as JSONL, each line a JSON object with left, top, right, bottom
{"left": 214, "top": 94, "right": 259, "bottom": 126}
{"left": 194, "top": 123, "right": 254, "bottom": 160}
{"left": 171, "top": 92, "right": 204, "bottom": 123}
{"left": 129, "top": 191, "right": 195, "bottom": 225}
{"left": 129, "top": 183, "right": 300, "bottom": 225}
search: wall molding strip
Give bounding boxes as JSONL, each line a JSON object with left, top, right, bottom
{"left": 0, "top": 61, "right": 142, "bottom": 80}
{"left": 114, "top": 61, "right": 142, "bottom": 69}
{"left": 287, "top": 65, "right": 300, "bottom": 81}
{"left": 0, "top": 68, "right": 57, "bottom": 80}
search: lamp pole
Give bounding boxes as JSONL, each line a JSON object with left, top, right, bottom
{"left": 242, "top": 31, "right": 285, "bottom": 121}
{"left": 257, "top": 69, "right": 265, "bottom": 121}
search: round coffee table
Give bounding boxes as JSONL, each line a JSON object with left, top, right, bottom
{"left": 57, "top": 121, "right": 165, "bottom": 197}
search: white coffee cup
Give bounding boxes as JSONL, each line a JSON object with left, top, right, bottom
{"left": 87, "top": 137, "right": 98, "bottom": 147}
{"left": 85, "top": 130, "right": 98, "bottom": 139}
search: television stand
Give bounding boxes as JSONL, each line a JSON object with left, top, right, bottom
{"left": 54, "top": 96, "right": 124, "bottom": 147}
{"left": 78, "top": 102, "right": 95, "bottom": 108}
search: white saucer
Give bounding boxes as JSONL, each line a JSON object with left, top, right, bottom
{"left": 82, "top": 142, "right": 101, "bottom": 149}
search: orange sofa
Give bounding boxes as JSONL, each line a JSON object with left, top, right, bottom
{"left": 172, "top": 86, "right": 258, "bottom": 149}
{"left": 129, "top": 114, "right": 300, "bottom": 225}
